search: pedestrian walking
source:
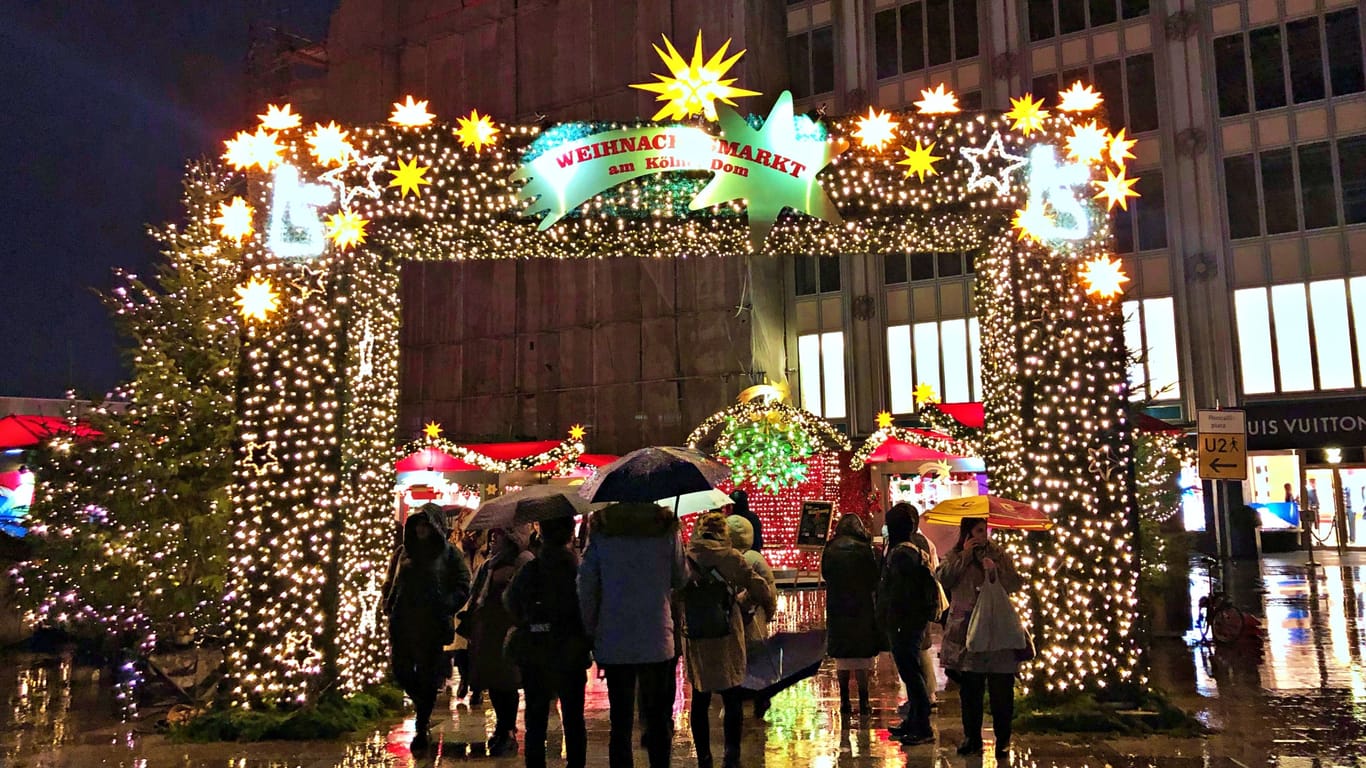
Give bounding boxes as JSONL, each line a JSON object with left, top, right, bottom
{"left": 504, "top": 516, "right": 591, "bottom": 768}
{"left": 725, "top": 514, "right": 778, "bottom": 719}
{"left": 877, "top": 504, "right": 941, "bottom": 746}
{"left": 820, "top": 514, "right": 882, "bottom": 716}
{"left": 897, "top": 504, "right": 942, "bottom": 710}
{"left": 578, "top": 502, "right": 687, "bottom": 768}
{"left": 382, "top": 504, "right": 472, "bottom": 753}
{"left": 683, "top": 511, "right": 774, "bottom": 768}
{"left": 938, "top": 517, "right": 1022, "bottom": 758}
{"left": 465, "top": 524, "right": 534, "bottom": 756}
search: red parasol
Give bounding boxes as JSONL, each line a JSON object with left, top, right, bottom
{"left": 0, "top": 415, "right": 101, "bottom": 451}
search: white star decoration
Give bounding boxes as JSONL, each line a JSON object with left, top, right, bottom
{"left": 318, "top": 155, "right": 388, "bottom": 209}
{"left": 960, "top": 131, "right": 1027, "bottom": 195}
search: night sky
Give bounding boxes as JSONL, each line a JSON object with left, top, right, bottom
{"left": 0, "top": 1, "right": 334, "bottom": 398}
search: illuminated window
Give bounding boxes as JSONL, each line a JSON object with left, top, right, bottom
{"left": 1234, "top": 288, "right": 1276, "bottom": 394}
{"left": 1121, "top": 297, "right": 1182, "bottom": 401}
{"left": 798, "top": 332, "right": 847, "bottom": 418}
{"left": 887, "top": 320, "right": 982, "bottom": 411}
{"left": 1235, "top": 280, "right": 1366, "bottom": 395}
{"left": 1270, "top": 284, "right": 1313, "bottom": 391}
{"left": 1309, "top": 280, "right": 1354, "bottom": 390}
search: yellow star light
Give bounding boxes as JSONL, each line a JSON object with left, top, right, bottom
{"left": 854, "top": 107, "right": 899, "bottom": 150}
{"left": 876, "top": 411, "right": 895, "bottom": 430}
{"left": 422, "top": 421, "right": 443, "bottom": 440}
{"left": 234, "top": 277, "right": 279, "bottom": 322}
{"left": 1012, "top": 205, "right": 1045, "bottom": 242}
{"left": 1058, "top": 82, "right": 1103, "bottom": 113}
{"left": 1108, "top": 127, "right": 1137, "bottom": 168}
{"left": 390, "top": 96, "right": 435, "bottom": 127}
{"left": 307, "top": 122, "right": 353, "bottom": 167}
{"left": 913, "top": 382, "right": 939, "bottom": 406}
{"left": 388, "top": 157, "right": 431, "bottom": 198}
{"left": 222, "top": 127, "right": 283, "bottom": 172}
{"left": 630, "top": 32, "right": 761, "bottom": 122}
{"left": 258, "top": 103, "right": 302, "bottom": 131}
{"left": 914, "top": 84, "right": 960, "bottom": 114}
{"left": 1093, "top": 167, "right": 1140, "bottom": 211}
{"left": 568, "top": 424, "right": 587, "bottom": 441}
{"left": 455, "top": 109, "right": 501, "bottom": 153}
{"left": 326, "top": 209, "right": 369, "bottom": 250}
{"left": 1080, "top": 256, "right": 1130, "bottom": 298}
{"left": 214, "top": 197, "right": 254, "bottom": 243}
{"left": 1006, "top": 94, "right": 1049, "bottom": 136}
{"left": 1066, "top": 120, "right": 1110, "bottom": 164}
{"left": 897, "top": 138, "right": 943, "bottom": 182}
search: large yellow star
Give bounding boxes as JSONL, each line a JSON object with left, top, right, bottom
{"left": 631, "top": 32, "right": 761, "bottom": 122}
{"left": 388, "top": 157, "right": 431, "bottom": 198}
{"left": 914, "top": 84, "right": 960, "bottom": 114}
{"left": 1108, "top": 127, "right": 1136, "bottom": 168}
{"left": 307, "top": 121, "right": 353, "bottom": 167}
{"left": 876, "top": 411, "right": 895, "bottom": 430}
{"left": 1066, "top": 120, "right": 1110, "bottom": 164}
{"left": 1080, "top": 256, "right": 1129, "bottom": 298}
{"left": 214, "top": 197, "right": 254, "bottom": 243}
{"left": 913, "top": 382, "right": 939, "bottom": 406}
{"left": 1012, "top": 205, "right": 1047, "bottom": 243}
{"left": 389, "top": 96, "right": 435, "bottom": 128}
{"left": 234, "top": 277, "right": 279, "bottom": 322}
{"left": 455, "top": 109, "right": 500, "bottom": 153}
{"left": 326, "top": 209, "right": 369, "bottom": 250}
{"left": 423, "top": 421, "right": 443, "bottom": 440}
{"left": 1058, "top": 82, "right": 1103, "bottom": 113}
{"left": 854, "top": 107, "right": 899, "bottom": 151}
{"left": 897, "top": 138, "right": 943, "bottom": 182}
{"left": 1006, "top": 94, "right": 1049, "bottom": 136}
{"left": 222, "top": 127, "right": 283, "bottom": 172}
{"left": 258, "top": 103, "right": 302, "bottom": 131}
{"left": 568, "top": 424, "right": 587, "bottom": 441}
{"left": 1093, "top": 167, "right": 1140, "bottom": 211}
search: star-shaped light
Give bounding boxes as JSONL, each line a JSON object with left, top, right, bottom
{"left": 1066, "top": 120, "right": 1110, "bottom": 164}
{"left": 631, "top": 32, "right": 761, "bottom": 122}
{"left": 1093, "top": 167, "right": 1140, "bottom": 211}
{"left": 388, "top": 157, "right": 431, "bottom": 198}
{"left": 913, "top": 382, "right": 939, "bottom": 405}
{"left": 243, "top": 438, "right": 281, "bottom": 477}
{"left": 897, "top": 138, "right": 943, "bottom": 182}
{"left": 1108, "top": 127, "right": 1136, "bottom": 168}
{"left": 234, "top": 277, "right": 279, "bottom": 322}
{"left": 258, "top": 103, "right": 302, "bottom": 130}
{"left": 876, "top": 411, "right": 895, "bottom": 430}
{"left": 914, "top": 84, "right": 960, "bottom": 114}
{"left": 1058, "top": 82, "right": 1103, "bottom": 113}
{"left": 1006, "top": 94, "right": 1049, "bottom": 136}
{"left": 1079, "top": 256, "right": 1129, "bottom": 298}
{"left": 307, "top": 122, "right": 353, "bottom": 167}
{"left": 214, "top": 197, "right": 254, "bottom": 243}
{"left": 960, "top": 132, "right": 1028, "bottom": 194}
{"left": 423, "top": 421, "right": 443, "bottom": 440}
{"left": 222, "top": 127, "right": 283, "bottom": 172}
{"left": 854, "top": 108, "right": 899, "bottom": 150}
{"left": 455, "top": 109, "right": 500, "bottom": 153}
{"left": 389, "top": 96, "right": 435, "bottom": 127}
{"left": 568, "top": 424, "right": 587, "bottom": 441}
{"left": 326, "top": 209, "right": 369, "bottom": 250}
{"left": 1012, "top": 205, "right": 1047, "bottom": 243}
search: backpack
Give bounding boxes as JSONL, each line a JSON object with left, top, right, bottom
{"left": 681, "top": 557, "right": 736, "bottom": 640}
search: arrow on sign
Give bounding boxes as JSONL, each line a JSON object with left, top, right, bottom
{"left": 1207, "top": 457, "right": 1236, "bottom": 474}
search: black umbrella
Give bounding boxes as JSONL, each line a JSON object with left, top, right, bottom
{"left": 741, "top": 630, "right": 826, "bottom": 698}
{"left": 467, "top": 485, "right": 595, "bottom": 530}
{"left": 576, "top": 447, "right": 731, "bottom": 504}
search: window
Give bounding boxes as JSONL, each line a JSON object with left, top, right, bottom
{"left": 887, "top": 318, "right": 983, "bottom": 411}
{"left": 884, "top": 252, "right": 908, "bottom": 284}
{"left": 794, "top": 255, "right": 841, "bottom": 295}
{"left": 1028, "top": 0, "right": 1054, "bottom": 42}
{"left": 1250, "top": 26, "right": 1287, "bottom": 110}
{"left": 1224, "top": 135, "right": 1366, "bottom": 237}
{"left": 1032, "top": 74, "right": 1059, "bottom": 106}
{"left": 788, "top": 26, "right": 835, "bottom": 98}
{"left": 1217, "top": 13, "right": 1363, "bottom": 116}
{"left": 1126, "top": 54, "right": 1159, "bottom": 132}
{"left": 798, "top": 332, "right": 847, "bottom": 418}
{"left": 1214, "top": 35, "right": 1250, "bottom": 117}
{"left": 1326, "top": 9, "right": 1365, "bottom": 96}
{"left": 1093, "top": 60, "right": 1126, "bottom": 129}
{"left": 1236, "top": 280, "right": 1366, "bottom": 395}
{"left": 1341, "top": 136, "right": 1366, "bottom": 224}
{"left": 1122, "top": 297, "right": 1181, "bottom": 401}
{"left": 1309, "top": 281, "right": 1354, "bottom": 390}
{"left": 953, "top": 0, "right": 979, "bottom": 60}
{"left": 886, "top": 251, "right": 975, "bottom": 283}
{"left": 875, "top": 0, "right": 978, "bottom": 77}
{"left": 1297, "top": 142, "right": 1337, "bottom": 230}
{"left": 1260, "top": 149, "right": 1297, "bottom": 234}
{"left": 1270, "top": 283, "right": 1314, "bottom": 391}
{"left": 1042, "top": 55, "right": 1159, "bottom": 133}
{"left": 1235, "top": 288, "right": 1277, "bottom": 394}
{"left": 1112, "top": 169, "right": 1167, "bottom": 253}
{"left": 927, "top": 0, "right": 951, "bottom": 66}
{"left": 875, "top": 9, "right": 900, "bottom": 79}
{"left": 1060, "top": 0, "right": 1086, "bottom": 35}
{"left": 1224, "top": 155, "right": 1260, "bottom": 239}
{"left": 1028, "top": 0, "right": 1145, "bottom": 40}
{"left": 1287, "top": 17, "right": 1326, "bottom": 104}
{"left": 1089, "top": 0, "right": 1117, "bottom": 27}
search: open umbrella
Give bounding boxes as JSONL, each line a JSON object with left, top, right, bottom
{"left": 658, "top": 488, "right": 733, "bottom": 517}
{"left": 922, "top": 495, "right": 1053, "bottom": 531}
{"left": 577, "top": 447, "right": 730, "bottom": 504}
{"left": 467, "top": 485, "right": 595, "bottom": 530}
{"left": 741, "top": 629, "right": 826, "bottom": 698}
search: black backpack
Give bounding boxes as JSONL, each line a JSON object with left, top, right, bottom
{"left": 681, "top": 558, "right": 736, "bottom": 640}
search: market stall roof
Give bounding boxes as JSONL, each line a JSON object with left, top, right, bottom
{"left": 1132, "top": 412, "right": 1185, "bottom": 435}
{"left": 0, "top": 414, "right": 101, "bottom": 451}
{"left": 934, "top": 402, "right": 1182, "bottom": 434}
{"left": 576, "top": 454, "right": 619, "bottom": 467}
{"left": 864, "top": 429, "right": 957, "bottom": 463}
{"left": 396, "top": 440, "right": 565, "bottom": 473}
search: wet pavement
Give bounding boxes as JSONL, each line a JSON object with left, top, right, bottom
{"left": 3, "top": 552, "right": 1364, "bottom": 768}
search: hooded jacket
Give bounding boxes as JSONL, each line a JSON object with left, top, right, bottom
{"left": 382, "top": 507, "right": 472, "bottom": 648}
{"left": 683, "top": 528, "right": 774, "bottom": 692}
{"left": 466, "top": 526, "right": 534, "bottom": 690}
{"left": 820, "top": 517, "right": 883, "bottom": 659}
{"left": 726, "top": 515, "right": 777, "bottom": 642}
{"left": 578, "top": 503, "right": 687, "bottom": 666}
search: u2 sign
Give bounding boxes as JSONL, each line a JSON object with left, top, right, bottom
{"left": 1197, "top": 409, "right": 1248, "bottom": 481}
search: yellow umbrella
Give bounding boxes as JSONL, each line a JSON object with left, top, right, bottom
{"left": 922, "top": 495, "right": 1053, "bottom": 531}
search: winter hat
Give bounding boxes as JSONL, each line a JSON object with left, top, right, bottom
{"left": 885, "top": 503, "right": 916, "bottom": 546}
{"left": 697, "top": 510, "right": 729, "bottom": 540}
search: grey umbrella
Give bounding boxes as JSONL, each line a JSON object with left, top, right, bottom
{"left": 577, "top": 446, "right": 731, "bottom": 504}
{"left": 467, "top": 484, "right": 596, "bottom": 531}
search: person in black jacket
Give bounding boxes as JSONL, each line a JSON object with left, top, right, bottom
{"left": 727, "top": 490, "right": 763, "bottom": 552}
{"left": 877, "top": 504, "right": 940, "bottom": 746}
{"left": 820, "top": 514, "right": 881, "bottom": 716}
{"left": 504, "top": 515, "right": 591, "bottom": 768}
{"left": 382, "top": 504, "right": 472, "bottom": 753}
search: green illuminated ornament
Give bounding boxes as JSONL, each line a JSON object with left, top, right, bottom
{"left": 690, "top": 91, "right": 846, "bottom": 252}
{"left": 715, "top": 410, "right": 817, "bottom": 493}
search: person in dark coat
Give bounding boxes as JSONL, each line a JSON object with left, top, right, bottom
{"left": 727, "top": 489, "right": 763, "bottom": 552}
{"left": 504, "top": 516, "right": 591, "bottom": 768}
{"left": 877, "top": 503, "right": 940, "bottom": 746}
{"left": 382, "top": 504, "right": 472, "bottom": 753}
{"left": 467, "top": 524, "right": 535, "bottom": 756}
{"left": 820, "top": 514, "right": 881, "bottom": 715}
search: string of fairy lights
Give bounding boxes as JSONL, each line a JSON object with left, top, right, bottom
{"left": 397, "top": 423, "right": 586, "bottom": 474}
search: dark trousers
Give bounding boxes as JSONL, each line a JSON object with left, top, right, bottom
{"left": 488, "top": 687, "right": 520, "bottom": 736}
{"left": 888, "top": 624, "right": 931, "bottom": 735}
{"left": 603, "top": 660, "right": 675, "bottom": 768}
{"left": 959, "top": 672, "right": 1015, "bottom": 747}
{"left": 391, "top": 639, "right": 449, "bottom": 730}
{"left": 689, "top": 688, "right": 744, "bottom": 762}
{"left": 521, "top": 664, "right": 587, "bottom": 768}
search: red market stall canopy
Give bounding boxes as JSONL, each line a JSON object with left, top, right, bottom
{"left": 863, "top": 432, "right": 956, "bottom": 463}
{"left": 396, "top": 440, "right": 570, "bottom": 473}
{"left": 934, "top": 402, "right": 1182, "bottom": 435}
{"left": 0, "top": 415, "right": 101, "bottom": 451}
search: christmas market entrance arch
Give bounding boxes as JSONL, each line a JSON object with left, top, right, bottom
{"left": 219, "top": 67, "right": 1144, "bottom": 706}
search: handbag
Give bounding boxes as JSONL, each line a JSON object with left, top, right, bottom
{"left": 965, "top": 580, "right": 1030, "bottom": 654}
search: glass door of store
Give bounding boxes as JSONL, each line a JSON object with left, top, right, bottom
{"left": 1304, "top": 467, "right": 1366, "bottom": 549}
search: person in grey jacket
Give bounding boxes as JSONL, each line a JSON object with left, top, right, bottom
{"left": 578, "top": 502, "right": 687, "bottom": 768}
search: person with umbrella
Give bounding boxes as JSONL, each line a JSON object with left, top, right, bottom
{"left": 465, "top": 524, "right": 535, "bottom": 756}
{"left": 938, "top": 517, "right": 1023, "bottom": 758}
{"left": 382, "top": 504, "right": 472, "bottom": 753}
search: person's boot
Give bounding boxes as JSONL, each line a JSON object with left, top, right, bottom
{"left": 838, "top": 676, "right": 852, "bottom": 715}
{"left": 696, "top": 755, "right": 713, "bottom": 768}
{"left": 721, "top": 752, "right": 741, "bottom": 768}
{"left": 488, "top": 729, "right": 518, "bottom": 757}
{"left": 858, "top": 685, "right": 871, "bottom": 716}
